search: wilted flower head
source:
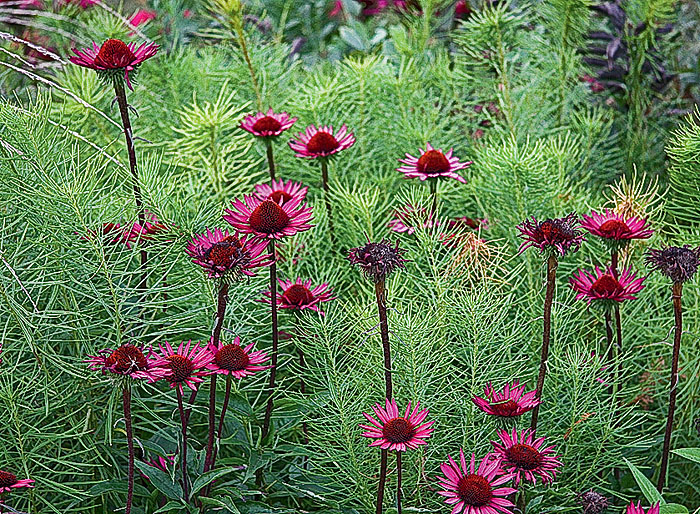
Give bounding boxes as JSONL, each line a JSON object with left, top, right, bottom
{"left": 348, "top": 237, "right": 407, "bottom": 283}
{"left": 263, "top": 277, "right": 335, "bottom": 315}
{"left": 241, "top": 108, "right": 297, "bottom": 138}
{"left": 69, "top": 38, "right": 158, "bottom": 90}
{"left": 397, "top": 142, "right": 471, "bottom": 184}
{"left": 289, "top": 124, "right": 355, "bottom": 159}
{"left": 0, "top": 470, "right": 34, "bottom": 494}
{"left": 86, "top": 343, "right": 154, "bottom": 380}
{"left": 472, "top": 380, "right": 541, "bottom": 418}
{"left": 646, "top": 245, "right": 700, "bottom": 284}
{"left": 570, "top": 266, "right": 646, "bottom": 305}
{"left": 577, "top": 490, "right": 610, "bottom": 514}
{"left": 581, "top": 209, "right": 653, "bottom": 245}
{"left": 186, "top": 228, "right": 271, "bottom": 279}
{"left": 491, "top": 428, "right": 562, "bottom": 486}
{"left": 517, "top": 213, "right": 584, "bottom": 256}
{"left": 359, "top": 399, "right": 434, "bottom": 452}
{"left": 626, "top": 501, "right": 660, "bottom": 514}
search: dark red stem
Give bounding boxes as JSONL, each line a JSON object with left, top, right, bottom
{"left": 262, "top": 242, "right": 278, "bottom": 440}
{"left": 123, "top": 384, "right": 134, "bottom": 514}
{"left": 396, "top": 451, "right": 403, "bottom": 514}
{"left": 430, "top": 179, "right": 437, "bottom": 218}
{"left": 320, "top": 159, "right": 335, "bottom": 240}
{"left": 176, "top": 388, "right": 190, "bottom": 502}
{"left": 374, "top": 278, "right": 392, "bottom": 513}
{"left": 376, "top": 449, "right": 388, "bottom": 514}
{"left": 266, "top": 140, "right": 276, "bottom": 182}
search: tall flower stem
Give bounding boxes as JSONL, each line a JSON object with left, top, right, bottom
{"left": 122, "top": 383, "right": 134, "bottom": 514}
{"left": 613, "top": 303, "right": 623, "bottom": 395}
{"left": 113, "top": 81, "right": 148, "bottom": 297}
{"left": 204, "top": 282, "right": 230, "bottom": 473}
{"left": 531, "top": 253, "right": 558, "bottom": 431}
{"left": 604, "top": 309, "right": 614, "bottom": 397}
{"left": 205, "top": 374, "right": 234, "bottom": 497}
{"left": 374, "top": 278, "right": 392, "bottom": 514}
{"left": 657, "top": 282, "right": 683, "bottom": 492}
{"left": 429, "top": 179, "right": 438, "bottom": 218}
{"left": 265, "top": 140, "right": 276, "bottom": 182}
{"left": 231, "top": 14, "right": 262, "bottom": 111}
{"left": 262, "top": 242, "right": 279, "bottom": 440}
{"left": 176, "top": 388, "right": 190, "bottom": 501}
{"left": 320, "top": 159, "right": 335, "bottom": 240}
{"left": 396, "top": 452, "right": 403, "bottom": 514}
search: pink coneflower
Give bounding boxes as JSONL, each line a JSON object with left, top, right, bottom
{"left": 570, "top": 266, "right": 646, "bottom": 304}
{"left": 70, "top": 39, "right": 158, "bottom": 90}
{"left": 289, "top": 124, "right": 355, "bottom": 159}
{"left": 436, "top": 450, "right": 516, "bottom": 514}
{"left": 0, "top": 470, "right": 34, "bottom": 494}
{"left": 241, "top": 109, "right": 297, "bottom": 138}
{"left": 581, "top": 209, "right": 653, "bottom": 243}
{"left": 80, "top": 222, "right": 131, "bottom": 246}
{"left": 254, "top": 178, "right": 308, "bottom": 205}
{"left": 86, "top": 343, "right": 154, "bottom": 380}
{"left": 223, "top": 195, "right": 313, "bottom": 241}
{"left": 263, "top": 277, "right": 335, "bottom": 315}
{"left": 140, "top": 454, "right": 176, "bottom": 480}
{"left": 626, "top": 501, "right": 661, "bottom": 514}
{"left": 149, "top": 340, "right": 214, "bottom": 393}
{"left": 517, "top": 213, "right": 584, "bottom": 256}
{"left": 397, "top": 143, "right": 471, "bottom": 183}
{"left": 206, "top": 337, "right": 270, "bottom": 379}
{"left": 491, "top": 428, "right": 562, "bottom": 486}
{"left": 185, "top": 228, "right": 271, "bottom": 279}
{"left": 472, "top": 380, "right": 541, "bottom": 418}
{"left": 129, "top": 9, "right": 156, "bottom": 29}
{"left": 360, "top": 399, "right": 434, "bottom": 452}
{"left": 388, "top": 204, "right": 437, "bottom": 234}
{"left": 125, "top": 211, "right": 170, "bottom": 247}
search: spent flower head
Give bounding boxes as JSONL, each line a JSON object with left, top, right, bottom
{"left": 578, "top": 490, "right": 610, "bottom": 514}
{"left": 646, "top": 245, "right": 700, "bottom": 284}
{"left": 348, "top": 236, "right": 407, "bottom": 283}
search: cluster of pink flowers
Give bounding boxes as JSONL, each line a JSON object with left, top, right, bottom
{"left": 80, "top": 211, "right": 170, "bottom": 249}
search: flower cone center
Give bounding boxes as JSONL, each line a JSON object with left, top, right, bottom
{"left": 270, "top": 190, "right": 293, "bottom": 204}
{"left": 106, "top": 344, "right": 148, "bottom": 374}
{"left": 417, "top": 150, "right": 450, "bottom": 173}
{"left": 215, "top": 344, "right": 250, "bottom": 372}
{"left": 539, "top": 219, "right": 576, "bottom": 243}
{"left": 249, "top": 200, "right": 290, "bottom": 234}
{"left": 491, "top": 399, "right": 520, "bottom": 417}
{"left": 382, "top": 417, "right": 415, "bottom": 443}
{"left": 0, "top": 470, "right": 18, "bottom": 487}
{"left": 457, "top": 474, "right": 492, "bottom": 506}
{"left": 96, "top": 39, "right": 135, "bottom": 68}
{"left": 206, "top": 235, "right": 244, "bottom": 268}
{"left": 598, "top": 219, "right": 630, "bottom": 238}
{"left": 282, "top": 284, "right": 314, "bottom": 306}
{"left": 306, "top": 132, "right": 339, "bottom": 154}
{"left": 252, "top": 116, "right": 282, "bottom": 134}
{"left": 591, "top": 274, "right": 623, "bottom": 296}
{"left": 506, "top": 443, "right": 543, "bottom": 470}
{"left": 166, "top": 355, "right": 195, "bottom": 382}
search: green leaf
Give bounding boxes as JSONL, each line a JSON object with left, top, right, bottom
{"left": 624, "top": 458, "right": 665, "bottom": 505}
{"left": 200, "top": 495, "right": 242, "bottom": 513}
{"left": 134, "top": 460, "right": 183, "bottom": 501}
{"left": 154, "top": 500, "right": 188, "bottom": 513}
{"left": 672, "top": 448, "right": 700, "bottom": 464}
{"left": 339, "top": 26, "right": 367, "bottom": 51}
{"left": 189, "top": 467, "right": 238, "bottom": 498}
{"left": 659, "top": 505, "right": 689, "bottom": 514}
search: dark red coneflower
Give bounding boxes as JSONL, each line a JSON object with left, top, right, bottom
{"left": 472, "top": 380, "right": 541, "bottom": 419}
{"left": 241, "top": 109, "right": 297, "bottom": 181}
{"left": 0, "top": 470, "right": 34, "bottom": 494}
{"left": 348, "top": 237, "right": 408, "bottom": 284}
{"left": 517, "top": 213, "right": 584, "bottom": 257}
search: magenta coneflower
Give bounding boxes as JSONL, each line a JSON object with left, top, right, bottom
{"left": 626, "top": 502, "right": 661, "bottom": 514}
{"left": 70, "top": 39, "right": 158, "bottom": 90}
{"left": 517, "top": 213, "right": 584, "bottom": 256}
{"left": 437, "top": 450, "right": 516, "bottom": 514}
{"left": 185, "top": 228, "right": 271, "bottom": 279}
{"left": 86, "top": 343, "right": 154, "bottom": 380}
{"left": 570, "top": 266, "right": 646, "bottom": 304}
{"left": 360, "top": 399, "right": 434, "bottom": 452}
{"left": 263, "top": 277, "right": 335, "bottom": 315}
{"left": 388, "top": 204, "right": 437, "bottom": 235}
{"left": 223, "top": 195, "right": 313, "bottom": 241}
{"left": 149, "top": 340, "right": 214, "bottom": 393}
{"left": 254, "top": 178, "right": 308, "bottom": 205}
{"left": 397, "top": 143, "right": 471, "bottom": 184}
{"left": 581, "top": 209, "right": 653, "bottom": 244}
{"left": 472, "top": 380, "right": 541, "bottom": 418}
{"left": 288, "top": 124, "right": 355, "bottom": 159}
{"left": 126, "top": 210, "right": 170, "bottom": 247}
{"left": 241, "top": 108, "right": 297, "bottom": 138}
{"left": 206, "top": 337, "right": 271, "bottom": 379}
{"left": 0, "top": 470, "right": 34, "bottom": 493}
{"left": 491, "top": 428, "right": 562, "bottom": 486}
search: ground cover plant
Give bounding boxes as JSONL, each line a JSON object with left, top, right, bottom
{"left": 1, "top": 0, "right": 700, "bottom": 513}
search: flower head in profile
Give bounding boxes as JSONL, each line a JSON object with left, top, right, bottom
{"left": 646, "top": 245, "right": 700, "bottom": 284}
{"left": 581, "top": 209, "right": 653, "bottom": 246}
{"left": 472, "top": 380, "right": 541, "bottom": 418}
{"left": 263, "top": 277, "right": 335, "bottom": 315}
{"left": 80, "top": 222, "right": 131, "bottom": 246}
{"left": 0, "top": 470, "right": 34, "bottom": 494}
{"left": 436, "top": 450, "right": 516, "bottom": 514}
{"left": 70, "top": 38, "right": 158, "bottom": 90}
{"left": 241, "top": 108, "right": 297, "bottom": 138}
{"left": 626, "top": 501, "right": 661, "bottom": 514}
{"left": 397, "top": 143, "right": 471, "bottom": 184}
{"left": 206, "top": 337, "right": 271, "bottom": 379}
{"left": 129, "top": 9, "right": 157, "bottom": 30}
{"left": 491, "top": 428, "right": 562, "bottom": 486}
{"left": 570, "top": 266, "right": 646, "bottom": 305}
{"left": 86, "top": 343, "right": 154, "bottom": 380}
{"left": 140, "top": 454, "right": 176, "bottom": 481}
{"left": 348, "top": 237, "right": 408, "bottom": 283}
{"left": 186, "top": 228, "right": 271, "bottom": 279}
{"left": 224, "top": 195, "right": 313, "bottom": 241}
{"left": 359, "top": 399, "right": 434, "bottom": 452}
{"left": 149, "top": 341, "right": 214, "bottom": 393}
{"left": 517, "top": 213, "right": 584, "bottom": 256}
{"left": 289, "top": 124, "right": 355, "bottom": 159}
{"left": 126, "top": 211, "right": 170, "bottom": 247}
{"left": 254, "top": 178, "right": 308, "bottom": 205}
{"left": 578, "top": 490, "right": 610, "bottom": 514}
{"left": 388, "top": 204, "right": 437, "bottom": 235}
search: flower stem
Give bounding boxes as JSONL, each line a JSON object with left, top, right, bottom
{"left": 298, "top": 348, "right": 309, "bottom": 446}
{"left": 113, "top": 81, "right": 148, "bottom": 298}
{"left": 604, "top": 309, "right": 614, "bottom": 397}
{"left": 320, "top": 159, "right": 335, "bottom": 241}
{"left": 376, "top": 449, "right": 388, "bottom": 514}
{"left": 374, "top": 278, "right": 392, "bottom": 514}
{"left": 205, "top": 373, "right": 233, "bottom": 497}
{"left": 265, "top": 139, "right": 276, "bottom": 182}
{"left": 613, "top": 303, "right": 623, "bottom": 394}
{"left": 429, "top": 179, "right": 437, "bottom": 218}
{"left": 262, "top": 242, "right": 279, "bottom": 440}
{"left": 233, "top": 18, "right": 263, "bottom": 111}
{"left": 176, "top": 388, "right": 190, "bottom": 502}
{"left": 657, "top": 282, "right": 683, "bottom": 492}
{"left": 122, "top": 383, "right": 134, "bottom": 514}
{"left": 531, "top": 253, "right": 558, "bottom": 431}
{"left": 396, "top": 451, "right": 403, "bottom": 514}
